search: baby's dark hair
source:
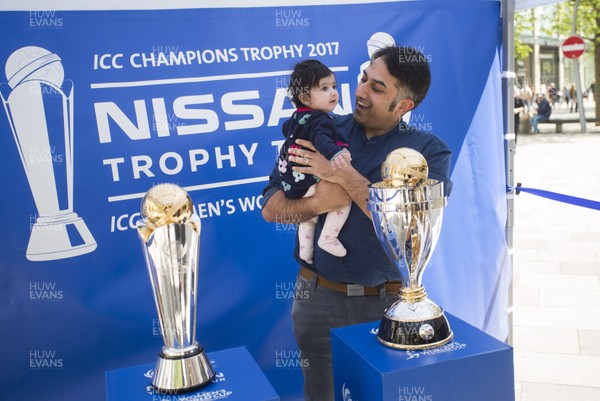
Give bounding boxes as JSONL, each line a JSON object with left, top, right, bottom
{"left": 288, "top": 59, "right": 334, "bottom": 108}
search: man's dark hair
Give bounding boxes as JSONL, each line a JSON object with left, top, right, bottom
{"left": 288, "top": 59, "right": 334, "bottom": 108}
{"left": 371, "top": 46, "right": 431, "bottom": 109}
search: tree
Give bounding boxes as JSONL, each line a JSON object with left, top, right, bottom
{"left": 546, "top": 0, "right": 599, "bottom": 125}
{"left": 514, "top": 9, "right": 534, "bottom": 61}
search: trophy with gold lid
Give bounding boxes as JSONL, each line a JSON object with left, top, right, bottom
{"left": 368, "top": 148, "right": 453, "bottom": 349}
{"left": 137, "top": 183, "right": 214, "bottom": 393}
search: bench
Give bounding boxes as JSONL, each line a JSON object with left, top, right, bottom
{"left": 540, "top": 116, "right": 597, "bottom": 133}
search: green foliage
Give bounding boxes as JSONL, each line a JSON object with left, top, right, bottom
{"left": 515, "top": 41, "right": 533, "bottom": 61}
{"left": 514, "top": 8, "right": 533, "bottom": 60}
{"left": 543, "top": 0, "right": 598, "bottom": 43}
{"left": 514, "top": 1, "right": 599, "bottom": 63}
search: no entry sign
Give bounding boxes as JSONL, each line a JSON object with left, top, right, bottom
{"left": 562, "top": 36, "right": 586, "bottom": 59}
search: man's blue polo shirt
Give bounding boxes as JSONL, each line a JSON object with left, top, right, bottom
{"left": 262, "top": 113, "right": 452, "bottom": 286}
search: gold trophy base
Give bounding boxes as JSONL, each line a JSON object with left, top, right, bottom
{"left": 152, "top": 345, "right": 215, "bottom": 394}
{"left": 376, "top": 286, "right": 453, "bottom": 350}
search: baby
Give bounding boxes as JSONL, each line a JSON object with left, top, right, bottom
{"left": 277, "top": 59, "right": 351, "bottom": 263}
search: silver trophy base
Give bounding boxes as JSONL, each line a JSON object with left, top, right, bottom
{"left": 376, "top": 292, "right": 453, "bottom": 350}
{"left": 27, "top": 213, "right": 97, "bottom": 261}
{"left": 152, "top": 345, "right": 215, "bottom": 394}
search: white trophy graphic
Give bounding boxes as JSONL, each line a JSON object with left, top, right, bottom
{"left": 0, "top": 46, "right": 96, "bottom": 261}
{"left": 357, "top": 32, "right": 396, "bottom": 84}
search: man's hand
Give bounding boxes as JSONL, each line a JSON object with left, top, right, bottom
{"left": 261, "top": 181, "right": 351, "bottom": 223}
{"left": 287, "top": 139, "right": 353, "bottom": 184}
{"left": 287, "top": 139, "right": 336, "bottom": 180}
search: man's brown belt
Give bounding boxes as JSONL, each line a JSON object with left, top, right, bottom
{"left": 299, "top": 266, "right": 402, "bottom": 297}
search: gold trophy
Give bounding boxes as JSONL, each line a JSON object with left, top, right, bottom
{"left": 368, "top": 148, "right": 453, "bottom": 349}
{"left": 137, "top": 184, "right": 214, "bottom": 393}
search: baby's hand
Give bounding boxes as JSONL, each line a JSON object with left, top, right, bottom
{"left": 330, "top": 149, "right": 352, "bottom": 169}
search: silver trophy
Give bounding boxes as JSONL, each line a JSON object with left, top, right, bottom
{"left": 0, "top": 46, "right": 96, "bottom": 261}
{"left": 368, "top": 148, "right": 453, "bottom": 349}
{"left": 137, "top": 184, "right": 214, "bottom": 393}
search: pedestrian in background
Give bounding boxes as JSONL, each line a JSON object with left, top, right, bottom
{"left": 514, "top": 85, "right": 525, "bottom": 139}
{"left": 530, "top": 93, "right": 552, "bottom": 133}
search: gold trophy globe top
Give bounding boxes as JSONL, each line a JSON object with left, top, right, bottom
{"left": 138, "top": 183, "right": 196, "bottom": 242}
{"left": 381, "top": 148, "right": 428, "bottom": 188}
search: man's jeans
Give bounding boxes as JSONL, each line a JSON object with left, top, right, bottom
{"left": 531, "top": 115, "right": 549, "bottom": 132}
{"left": 292, "top": 273, "right": 397, "bottom": 401}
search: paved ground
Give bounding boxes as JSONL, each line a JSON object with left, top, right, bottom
{"left": 512, "top": 109, "right": 600, "bottom": 400}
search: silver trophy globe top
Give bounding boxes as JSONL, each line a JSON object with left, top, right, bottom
{"left": 368, "top": 148, "right": 453, "bottom": 350}
{"left": 137, "top": 183, "right": 214, "bottom": 393}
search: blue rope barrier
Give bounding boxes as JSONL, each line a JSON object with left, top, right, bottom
{"left": 510, "top": 183, "right": 600, "bottom": 211}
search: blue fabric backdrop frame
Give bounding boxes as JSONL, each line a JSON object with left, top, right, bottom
{"left": 0, "top": 1, "right": 506, "bottom": 400}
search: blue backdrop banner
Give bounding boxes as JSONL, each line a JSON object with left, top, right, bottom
{"left": 0, "top": 2, "right": 504, "bottom": 400}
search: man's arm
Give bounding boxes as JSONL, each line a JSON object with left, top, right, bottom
{"left": 290, "top": 135, "right": 453, "bottom": 214}
{"left": 262, "top": 182, "right": 351, "bottom": 223}
{"left": 261, "top": 162, "right": 352, "bottom": 223}
{"left": 421, "top": 139, "right": 453, "bottom": 196}
{"left": 288, "top": 139, "right": 373, "bottom": 218}
{"left": 261, "top": 190, "right": 317, "bottom": 223}
{"left": 333, "top": 168, "right": 372, "bottom": 217}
